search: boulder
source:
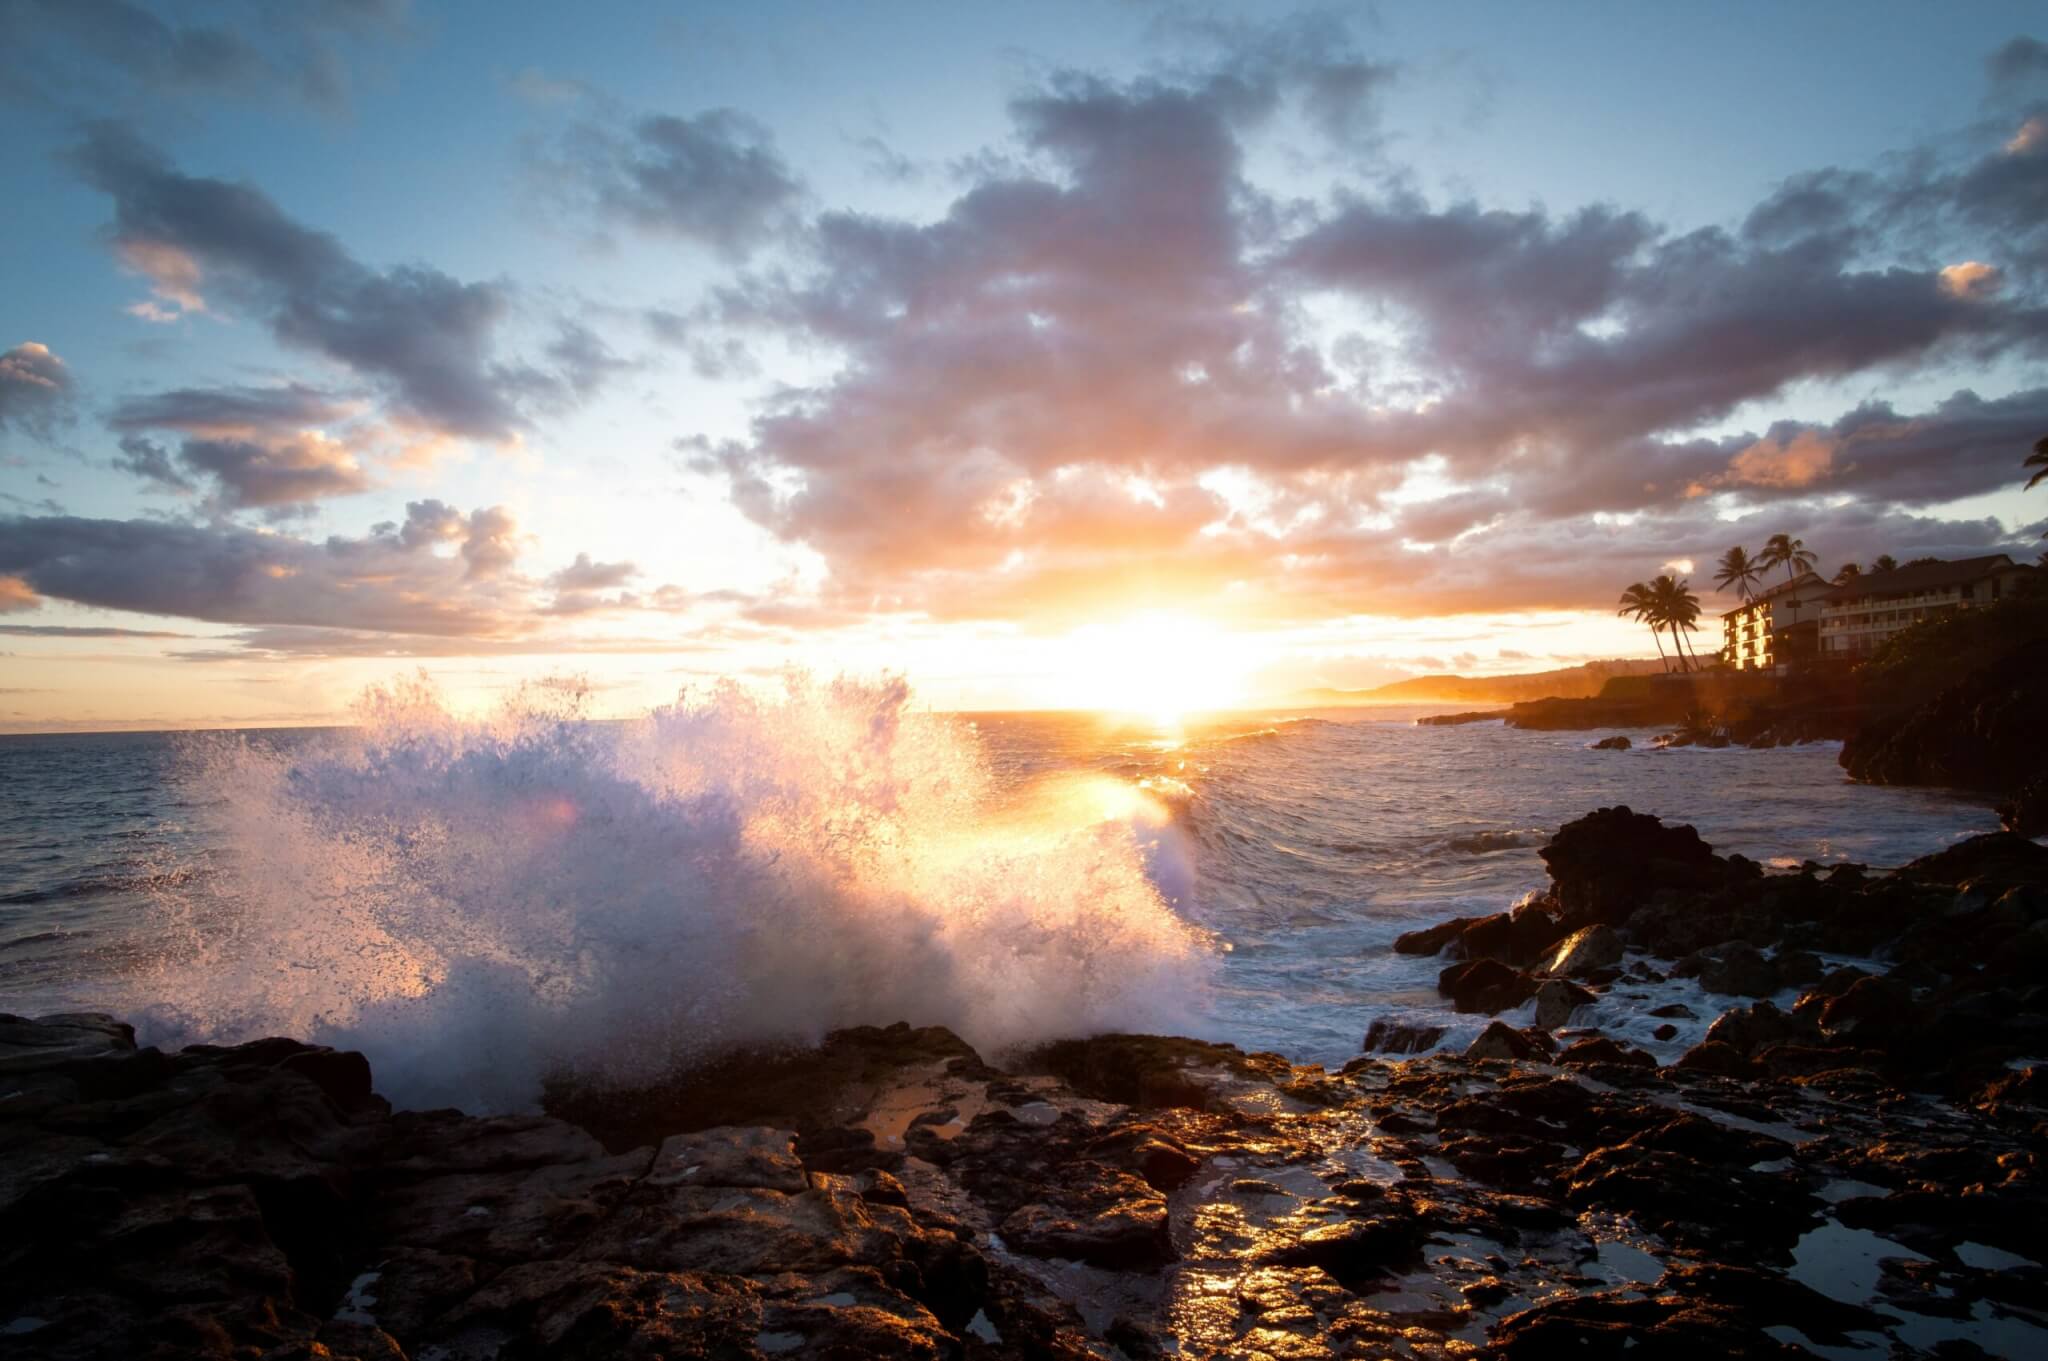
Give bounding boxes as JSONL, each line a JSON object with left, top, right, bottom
{"left": 1532, "top": 979, "right": 1596, "bottom": 1031}
{"left": 1454, "top": 902, "right": 1566, "bottom": 966}
{"left": 1542, "top": 925, "right": 1624, "bottom": 977}
{"left": 1538, "top": 806, "right": 1725, "bottom": 927}
{"left": 1362, "top": 1019, "right": 1446, "bottom": 1054}
{"left": 1437, "top": 958, "right": 1539, "bottom": 1014}
{"left": 1702, "top": 1000, "right": 1822, "bottom": 1057}
{"left": 1590, "top": 735, "right": 1631, "bottom": 750}
{"left": 1391, "top": 916, "right": 1476, "bottom": 956}
{"left": 1818, "top": 975, "right": 1918, "bottom": 1043}
{"left": 1676, "top": 942, "right": 1779, "bottom": 997}
{"left": 1465, "top": 1022, "right": 1548, "bottom": 1063}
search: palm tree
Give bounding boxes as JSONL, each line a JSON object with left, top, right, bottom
{"left": 1618, "top": 582, "right": 1672, "bottom": 672}
{"left": 1713, "top": 546, "right": 1765, "bottom": 603}
{"left": 1834, "top": 562, "right": 1862, "bottom": 584}
{"left": 1757, "top": 533, "right": 1818, "bottom": 584}
{"left": 1872, "top": 554, "right": 1899, "bottom": 573}
{"left": 1650, "top": 574, "right": 1704, "bottom": 671}
{"left": 2026, "top": 435, "right": 2048, "bottom": 491}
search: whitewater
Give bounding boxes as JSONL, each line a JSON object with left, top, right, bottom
{"left": 0, "top": 674, "right": 2006, "bottom": 1111}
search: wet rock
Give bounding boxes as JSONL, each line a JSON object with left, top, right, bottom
{"left": 1702, "top": 1000, "right": 1822, "bottom": 1057}
{"left": 1454, "top": 901, "right": 1568, "bottom": 966}
{"left": 0, "top": 1012, "right": 136, "bottom": 1071}
{"left": 1674, "top": 1040, "right": 1759, "bottom": 1077}
{"left": 1362, "top": 1018, "right": 1445, "bottom": 1054}
{"left": 1818, "top": 975, "right": 1918, "bottom": 1044}
{"left": 1438, "top": 958, "right": 1539, "bottom": 1014}
{"left": 1543, "top": 925, "right": 1624, "bottom": 977}
{"left": 1539, "top": 805, "right": 1725, "bottom": 927}
{"left": 1556, "top": 1037, "right": 1656, "bottom": 1071}
{"left": 1590, "top": 735, "right": 1631, "bottom": 750}
{"left": 1689, "top": 942, "right": 1784, "bottom": 996}
{"left": 1532, "top": 979, "right": 1597, "bottom": 1030}
{"left": 1392, "top": 916, "right": 1477, "bottom": 956}
{"left": 1465, "top": 1021, "right": 1548, "bottom": 1062}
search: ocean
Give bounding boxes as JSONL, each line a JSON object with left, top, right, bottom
{"left": 0, "top": 678, "right": 2004, "bottom": 1111}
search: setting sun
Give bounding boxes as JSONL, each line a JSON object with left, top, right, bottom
{"left": 1044, "top": 611, "right": 1253, "bottom": 721}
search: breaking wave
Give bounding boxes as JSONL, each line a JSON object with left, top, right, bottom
{"left": 131, "top": 674, "right": 1215, "bottom": 1112}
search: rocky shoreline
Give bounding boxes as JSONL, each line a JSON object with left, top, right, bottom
{"left": 5, "top": 809, "right": 2047, "bottom": 1359}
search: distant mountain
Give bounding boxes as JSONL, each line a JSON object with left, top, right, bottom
{"left": 1285, "top": 658, "right": 1670, "bottom": 707}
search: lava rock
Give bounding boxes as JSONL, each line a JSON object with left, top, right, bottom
{"left": 1438, "top": 958, "right": 1540, "bottom": 1014}
{"left": 1543, "top": 925, "right": 1625, "bottom": 977}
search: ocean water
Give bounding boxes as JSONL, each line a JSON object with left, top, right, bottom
{"left": 0, "top": 676, "right": 2005, "bottom": 1110}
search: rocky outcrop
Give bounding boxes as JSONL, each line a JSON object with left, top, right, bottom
{"left": 5, "top": 809, "right": 2046, "bottom": 1358}
{"left": 1841, "top": 637, "right": 2048, "bottom": 795}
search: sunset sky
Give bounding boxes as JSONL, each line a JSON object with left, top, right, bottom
{"left": 3, "top": 1, "right": 2047, "bottom": 730}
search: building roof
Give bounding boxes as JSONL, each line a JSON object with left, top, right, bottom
{"left": 1824, "top": 554, "right": 2021, "bottom": 604}
{"left": 1724, "top": 570, "right": 1827, "bottom": 619}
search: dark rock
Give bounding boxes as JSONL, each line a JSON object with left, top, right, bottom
{"left": 1703, "top": 1000, "right": 1822, "bottom": 1057}
{"left": 1653, "top": 1023, "right": 1678, "bottom": 1041}
{"left": 1438, "top": 958, "right": 1539, "bottom": 1013}
{"left": 1465, "top": 1021, "right": 1548, "bottom": 1062}
{"left": 1841, "top": 636, "right": 2048, "bottom": 796}
{"left": 1590, "top": 735, "right": 1631, "bottom": 750}
{"left": 1818, "top": 975, "right": 1918, "bottom": 1044}
{"left": 1362, "top": 1018, "right": 1446, "bottom": 1054}
{"left": 1675, "top": 1040, "right": 1758, "bottom": 1077}
{"left": 1542, "top": 924, "right": 1624, "bottom": 977}
{"left": 1392, "top": 916, "right": 1477, "bottom": 956}
{"left": 1532, "top": 979, "right": 1597, "bottom": 1030}
{"left": 1455, "top": 901, "right": 1567, "bottom": 966}
{"left": 1677, "top": 942, "right": 1781, "bottom": 997}
{"left": 2000, "top": 773, "right": 2048, "bottom": 839}
{"left": 1539, "top": 806, "right": 1725, "bottom": 927}
{"left": 1556, "top": 1037, "right": 1656, "bottom": 1070}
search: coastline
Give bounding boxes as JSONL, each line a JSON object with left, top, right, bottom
{"left": 6, "top": 808, "right": 2044, "bottom": 1359}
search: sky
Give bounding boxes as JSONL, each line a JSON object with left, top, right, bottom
{"left": 2, "top": 0, "right": 2047, "bottom": 730}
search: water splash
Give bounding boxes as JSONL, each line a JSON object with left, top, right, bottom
{"left": 133, "top": 674, "right": 1215, "bottom": 1112}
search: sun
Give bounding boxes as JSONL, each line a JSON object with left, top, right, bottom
{"left": 1045, "top": 611, "right": 1252, "bottom": 723}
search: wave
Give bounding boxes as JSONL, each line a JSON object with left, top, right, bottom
{"left": 1436, "top": 829, "right": 1543, "bottom": 856}
{"left": 128, "top": 674, "right": 1215, "bottom": 1113}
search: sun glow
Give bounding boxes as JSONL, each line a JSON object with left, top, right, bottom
{"left": 1046, "top": 611, "right": 1253, "bottom": 722}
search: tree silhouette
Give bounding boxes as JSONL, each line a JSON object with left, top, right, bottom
{"left": 1713, "top": 546, "right": 1764, "bottom": 603}
{"left": 1757, "top": 534, "right": 1818, "bottom": 583}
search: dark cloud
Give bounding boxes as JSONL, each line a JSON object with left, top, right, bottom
{"left": 1988, "top": 36, "right": 2048, "bottom": 89}
{"left": 553, "top": 108, "right": 803, "bottom": 258}
{"left": 108, "top": 381, "right": 369, "bottom": 513}
{"left": 0, "top": 0, "right": 410, "bottom": 114}
{"left": 0, "top": 507, "right": 537, "bottom": 636}
{"left": 68, "top": 125, "right": 563, "bottom": 439}
{"left": 0, "top": 342, "right": 74, "bottom": 437}
{"left": 0, "top": 623, "right": 189, "bottom": 638}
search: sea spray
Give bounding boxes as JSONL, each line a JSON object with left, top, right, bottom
{"left": 133, "top": 674, "right": 1216, "bottom": 1111}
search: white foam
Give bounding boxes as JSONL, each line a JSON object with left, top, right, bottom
{"left": 127, "top": 675, "right": 1215, "bottom": 1112}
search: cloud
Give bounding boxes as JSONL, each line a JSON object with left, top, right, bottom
{"left": 549, "top": 552, "right": 637, "bottom": 590}
{"left": 689, "top": 43, "right": 2048, "bottom": 626}
{"left": 0, "top": 506, "right": 542, "bottom": 637}
{"left": 0, "top": 0, "right": 410, "bottom": 114}
{"left": 108, "top": 382, "right": 370, "bottom": 513}
{"left": 0, "top": 623, "right": 189, "bottom": 638}
{"left": 0, "top": 575, "right": 40, "bottom": 613}
{"left": 0, "top": 341, "right": 74, "bottom": 436}
{"left": 550, "top": 108, "right": 803, "bottom": 258}
{"left": 68, "top": 125, "right": 566, "bottom": 440}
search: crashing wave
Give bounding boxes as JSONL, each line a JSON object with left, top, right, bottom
{"left": 132, "top": 674, "right": 1215, "bottom": 1112}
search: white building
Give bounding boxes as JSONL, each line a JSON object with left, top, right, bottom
{"left": 1819, "top": 554, "right": 2033, "bottom": 659}
{"left": 1721, "top": 571, "right": 1832, "bottom": 671}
